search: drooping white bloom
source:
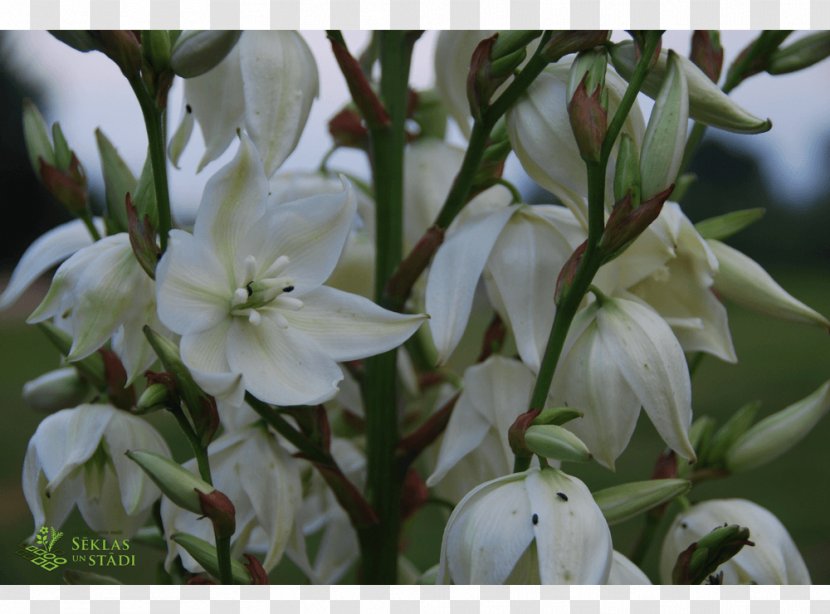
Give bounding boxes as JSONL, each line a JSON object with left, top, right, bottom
{"left": 629, "top": 203, "right": 737, "bottom": 362}
{"left": 608, "top": 551, "right": 652, "bottom": 584}
{"left": 427, "top": 356, "right": 537, "bottom": 495}
{"left": 552, "top": 296, "right": 695, "bottom": 468}
{"left": 0, "top": 218, "right": 104, "bottom": 310}
{"left": 506, "top": 62, "right": 646, "bottom": 224}
{"left": 161, "top": 424, "right": 308, "bottom": 573}
{"left": 170, "top": 31, "right": 318, "bottom": 177}
{"left": 437, "top": 467, "right": 613, "bottom": 584}
{"left": 660, "top": 499, "right": 811, "bottom": 584}
{"left": 26, "top": 233, "right": 161, "bottom": 384}
{"left": 23, "top": 403, "right": 170, "bottom": 537}
{"left": 156, "top": 135, "right": 426, "bottom": 407}
{"left": 708, "top": 239, "right": 830, "bottom": 330}
{"left": 426, "top": 204, "right": 584, "bottom": 368}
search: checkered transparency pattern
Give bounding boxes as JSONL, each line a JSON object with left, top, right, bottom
{"left": 4, "top": 0, "right": 830, "bottom": 27}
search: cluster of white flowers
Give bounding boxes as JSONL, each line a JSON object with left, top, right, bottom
{"left": 3, "top": 29, "right": 829, "bottom": 585}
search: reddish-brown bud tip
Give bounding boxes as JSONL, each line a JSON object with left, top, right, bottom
{"left": 508, "top": 408, "right": 543, "bottom": 458}
{"left": 197, "top": 489, "right": 237, "bottom": 539}
{"left": 243, "top": 554, "right": 270, "bottom": 584}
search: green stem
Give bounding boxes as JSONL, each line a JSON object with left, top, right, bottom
{"left": 361, "top": 31, "right": 416, "bottom": 585}
{"left": 215, "top": 535, "right": 232, "bottom": 586}
{"left": 515, "top": 32, "right": 662, "bottom": 473}
{"left": 80, "top": 212, "right": 102, "bottom": 241}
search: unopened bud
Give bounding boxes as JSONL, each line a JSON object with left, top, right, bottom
{"left": 525, "top": 424, "right": 592, "bottom": 463}
{"left": 126, "top": 194, "right": 160, "bottom": 279}
{"left": 568, "top": 73, "right": 607, "bottom": 163}
{"left": 96, "top": 128, "right": 137, "bottom": 233}
{"left": 196, "top": 489, "right": 236, "bottom": 539}
{"left": 328, "top": 107, "right": 368, "bottom": 149}
{"left": 694, "top": 207, "right": 765, "bottom": 241}
{"left": 93, "top": 30, "right": 143, "bottom": 78}
{"left": 672, "top": 524, "right": 753, "bottom": 585}
{"left": 690, "top": 31, "right": 723, "bottom": 83}
{"left": 532, "top": 407, "right": 583, "bottom": 427}
{"left": 51, "top": 123, "right": 73, "bottom": 171}
{"left": 599, "top": 185, "right": 673, "bottom": 263}
{"left": 508, "top": 408, "right": 542, "bottom": 459}
{"left": 126, "top": 449, "right": 214, "bottom": 515}
{"left": 541, "top": 30, "right": 610, "bottom": 63}
{"left": 22, "top": 99, "right": 55, "bottom": 175}
{"left": 610, "top": 41, "right": 771, "bottom": 134}
{"left": 135, "top": 382, "right": 172, "bottom": 413}
{"left": 243, "top": 554, "right": 269, "bottom": 585}
{"left": 36, "top": 323, "right": 106, "bottom": 389}
{"left": 613, "top": 133, "right": 641, "bottom": 205}
{"left": 171, "top": 30, "right": 242, "bottom": 78}
{"left": 640, "top": 51, "right": 688, "bottom": 200}
{"left": 490, "top": 31, "right": 542, "bottom": 62}
{"left": 142, "top": 30, "right": 172, "bottom": 73}
{"left": 726, "top": 380, "right": 830, "bottom": 473}
{"left": 22, "top": 367, "right": 92, "bottom": 413}
{"left": 567, "top": 48, "right": 608, "bottom": 102}
{"left": 39, "top": 155, "right": 88, "bottom": 215}
{"left": 171, "top": 533, "right": 252, "bottom": 584}
{"left": 49, "top": 30, "right": 99, "bottom": 53}
{"left": 593, "top": 479, "right": 691, "bottom": 526}
{"left": 683, "top": 415, "right": 716, "bottom": 475}
{"left": 134, "top": 155, "right": 159, "bottom": 227}
{"left": 704, "top": 401, "right": 760, "bottom": 467}
{"left": 767, "top": 32, "right": 830, "bottom": 75}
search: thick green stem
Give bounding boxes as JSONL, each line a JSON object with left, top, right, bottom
{"left": 361, "top": 31, "right": 416, "bottom": 584}
{"left": 215, "top": 535, "right": 232, "bottom": 586}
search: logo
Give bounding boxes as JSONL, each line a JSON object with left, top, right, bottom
{"left": 16, "top": 526, "right": 67, "bottom": 572}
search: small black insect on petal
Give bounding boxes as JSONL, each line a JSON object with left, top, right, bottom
{"left": 556, "top": 492, "right": 568, "bottom": 502}
{"left": 532, "top": 513, "right": 539, "bottom": 525}
{"left": 246, "top": 283, "right": 254, "bottom": 297}
{"left": 283, "top": 285, "right": 294, "bottom": 293}
{"left": 681, "top": 522, "right": 688, "bottom": 529}
{"left": 186, "top": 104, "right": 193, "bottom": 113}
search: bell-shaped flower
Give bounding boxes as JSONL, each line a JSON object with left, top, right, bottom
{"left": 155, "top": 135, "right": 426, "bottom": 407}
{"left": 169, "top": 31, "right": 318, "bottom": 177}
{"left": 22, "top": 403, "right": 170, "bottom": 537}
{"left": 506, "top": 62, "right": 646, "bottom": 225}
{"left": 26, "top": 232, "right": 161, "bottom": 384}
{"left": 708, "top": 239, "right": 830, "bottom": 330}
{"left": 161, "top": 423, "right": 308, "bottom": 574}
{"left": 0, "top": 218, "right": 104, "bottom": 310}
{"left": 426, "top": 203, "right": 584, "bottom": 369}
{"left": 551, "top": 296, "right": 695, "bottom": 469}
{"left": 437, "top": 467, "right": 613, "bottom": 584}
{"left": 608, "top": 551, "right": 651, "bottom": 584}
{"left": 427, "top": 356, "right": 536, "bottom": 495}
{"left": 660, "top": 498, "right": 810, "bottom": 584}
{"left": 628, "top": 203, "right": 736, "bottom": 362}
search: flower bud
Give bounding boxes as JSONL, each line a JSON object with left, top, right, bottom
{"left": 672, "top": 523, "right": 754, "bottom": 585}
{"left": 94, "top": 30, "right": 143, "bottom": 79}
{"left": 142, "top": 30, "right": 172, "bottom": 73}
{"left": 135, "top": 382, "right": 172, "bottom": 413}
{"left": 592, "top": 479, "right": 691, "bottom": 526}
{"left": 708, "top": 240, "right": 830, "bottom": 329}
{"left": 610, "top": 41, "right": 771, "bottom": 134}
{"left": 703, "top": 401, "right": 760, "bottom": 467}
{"left": 694, "top": 207, "right": 765, "bottom": 241}
{"left": 726, "top": 380, "right": 830, "bottom": 473}
{"left": 541, "top": 30, "right": 610, "bottom": 62}
{"left": 22, "top": 100, "right": 55, "bottom": 175}
{"left": 767, "top": 32, "right": 830, "bottom": 75}
{"left": 613, "top": 133, "right": 641, "bottom": 205}
{"left": 171, "top": 31, "right": 242, "bottom": 78}
{"left": 95, "top": 128, "right": 136, "bottom": 233}
{"left": 171, "top": 533, "right": 251, "bottom": 584}
{"left": 437, "top": 468, "right": 612, "bottom": 584}
{"left": 567, "top": 62, "right": 607, "bottom": 163}
{"left": 49, "top": 30, "right": 99, "bottom": 53}
{"left": 532, "top": 407, "right": 583, "bottom": 427}
{"left": 22, "top": 368, "right": 92, "bottom": 413}
{"left": 525, "top": 424, "right": 592, "bottom": 463}
{"left": 126, "top": 449, "right": 214, "bottom": 515}
{"left": 566, "top": 48, "right": 608, "bottom": 103}
{"left": 640, "top": 52, "right": 688, "bottom": 200}
{"left": 690, "top": 31, "right": 724, "bottom": 83}
{"left": 661, "top": 499, "right": 810, "bottom": 584}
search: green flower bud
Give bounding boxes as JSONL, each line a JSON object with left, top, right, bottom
{"left": 640, "top": 51, "right": 688, "bottom": 200}
{"left": 142, "top": 30, "right": 172, "bottom": 72}
{"left": 532, "top": 406, "right": 583, "bottom": 427}
{"left": 135, "top": 383, "right": 172, "bottom": 413}
{"left": 22, "top": 99, "right": 55, "bottom": 175}
{"left": 567, "top": 48, "right": 608, "bottom": 102}
{"left": 22, "top": 367, "right": 92, "bottom": 413}
{"left": 525, "top": 424, "right": 592, "bottom": 463}
{"left": 49, "top": 31, "right": 100, "bottom": 53}
{"left": 704, "top": 401, "right": 761, "bottom": 467}
{"left": 170, "top": 30, "right": 242, "bottom": 78}
{"left": 51, "top": 123, "right": 72, "bottom": 171}
{"left": 610, "top": 41, "right": 771, "bottom": 134}
{"left": 726, "top": 380, "right": 830, "bottom": 473}
{"left": 170, "top": 533, "right": 251, "bottom": 584}
{"left": 768, "top": 32, "right": 830, "bottom": 75}
{"left": 672, "top": 524, "right": 753, "bottom": 585}
{"left": 694, "top": 207, "right": 765, "bottom": 241}
{"left": 126, "top": 449, "right": 214, "bottom": 515}
{"left": 95, "top": 128, "right": 137, "bottom": 233}
{"left": 613, "top": 133, "right": 641, "bottom": 205}
{"left": 593, "top": 479, "right": 691, "bottom": 526}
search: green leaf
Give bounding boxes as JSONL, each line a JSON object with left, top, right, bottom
{"left": 695, "top": 208, "right": 765, "bottom": 240}
{"left": 96, "top": 129, "right": 137, "bottom": 233}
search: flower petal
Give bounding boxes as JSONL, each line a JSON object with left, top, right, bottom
{"left": 0, "top": 218, "right": 103, "bottom": 310}
{"left": 180, "top": 319, "right": 245, "bottom": 405}
{"left": 156, "top": 230, "right": 230, "bottom": 336}
{"left": 608, "top": 551, "right": 651, "bottom": 584}
{"left": 426, "top": 206, "right": 518, "bottom": 363}
{"left": 240, "top": 31, "right": 319, "bottom": 177}
{"left": 279, "top": 286, "right": 425, "bottom": 362}
{"left": 226, "top": 314, "right": 343, "bottom": 406}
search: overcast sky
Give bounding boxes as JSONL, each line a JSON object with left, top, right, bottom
{"left": 5, "top": 30, "right": 830, "bottom": 221}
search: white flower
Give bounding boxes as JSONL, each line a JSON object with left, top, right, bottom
{"left": 161, "top": 424, "right": 308, "bottom": 573}
{"left": 608, "top": 551, "right": 651, "bottom": 584}
{"left": 552, "top": 296, "right": 695, "bottom": 469}
{"left": 0, "top": 218, "right": 104, "bottom": 311}
{"left": 22, "top": 403, "right": 170, "bottom": 537}
{"left": 26, "top": 232, "right": 160, "bottom": 384}
{"left": 437, "top": 467, "right": 612, "bottom": 584}
{"left": 156, "top": 135, "right": 426, "bottom": 407}
{"left": 506, "top": 62, "right": 645, "bottom": 225}
{"left": 708, "top": 239, "right": 830, "bottom": 330}
{"left": 629, "top": 203, "right": 737, "bottom": 362}
{"left": 660, "top": 499, "right": 811, "bottom": 584}
{"left": 170, "top": 31, "right": 318, "bottom": 177}
{"left": 426, "top": 204, "right": 584, "bottom": 368}
{"left": 427, "top": 356, "right": 536, "bottom": 494}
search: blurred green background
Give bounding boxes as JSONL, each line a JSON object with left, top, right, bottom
{"left": 1, "top": 31, "right": 829, "bottom": 584}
